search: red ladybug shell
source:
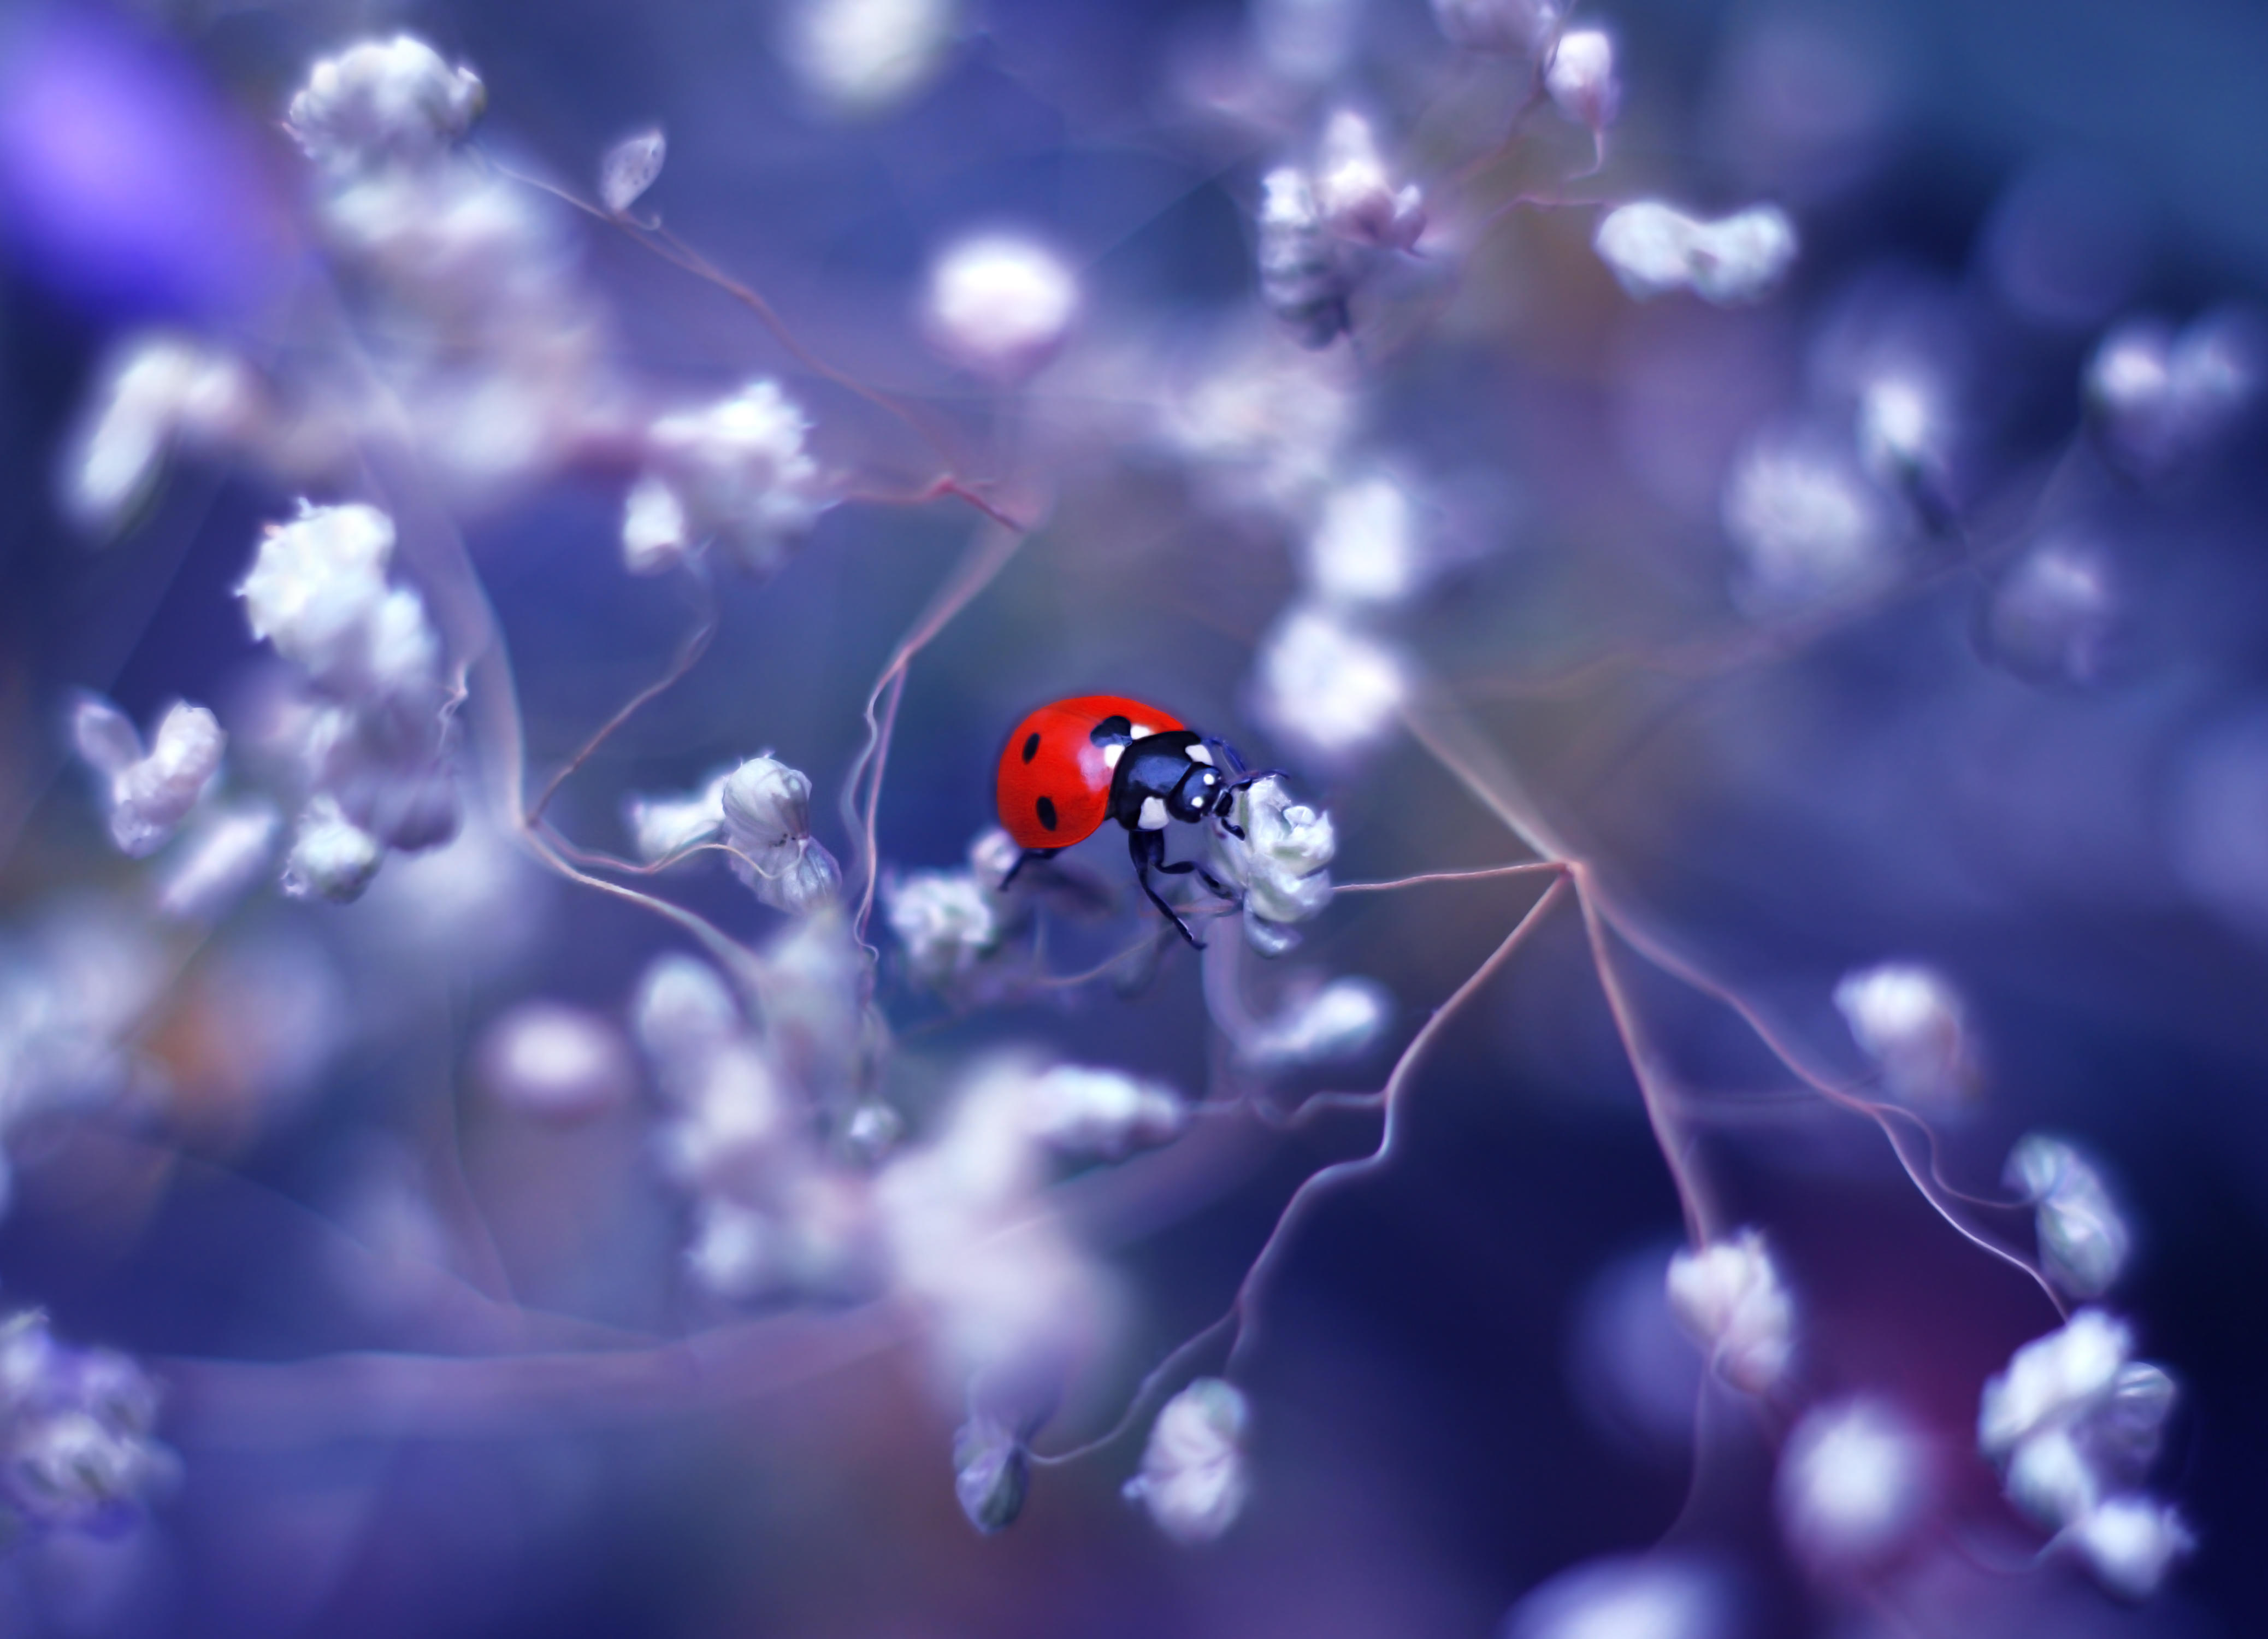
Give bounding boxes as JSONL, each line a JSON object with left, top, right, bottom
{"left": 997, "top": 695, "right": 1186, "bottom": 851}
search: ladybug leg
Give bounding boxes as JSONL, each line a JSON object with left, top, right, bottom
{"left": 1153, "top": 854, "right": 1237, "bottom": 901}
{"left": 1129, "top": 829, "right": 1203, "bottom": 948}
{"left": 1000, "top": 847, "right": 1059, "bottom": 889}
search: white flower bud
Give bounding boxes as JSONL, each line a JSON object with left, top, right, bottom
{"left": 1721, "top": 433, "right": 1897, "bottom": 617}
{"left": 921, "top": 232, "right": 1080, "bottom": 381}
{"left": 153, "top": 800, "right": 282, "bottom": 922}
{"left": 623, "top": 769, "right": 731, "bottom": 863}
{"left": 599, "top": 127, "right": 666, "bottom": 215}
{"left": 631, "top": 381, "right": 830, "bottom": 579}
{"left": 1307, "top": 474, "right": 1424, "bottom": 608}
{"left": 280, "top": 795, "right": 385, "bottom": 903}
{"left": 720, "top": 756, "right": 842, "bottom": 916}
{"left": 2006, "top": 1424, "right": 2100, "bottom": 1526}
{"left": 1977, "top": 1309, "right": 2131, "bottom": 1458}
{"left": 1595, "top": 201, "right": 1798, "bottom": 305}
{"left": 63, "top": 334, "right": 259, "bottom": 536}
{"left": 632, "top": 953, "right": 745, "bottom": 1078}
{"left": 1238, "top": 976, "right": 1390, "bottom": 1067}
{"left": 1210, "top": 776, "right": 1336, "bottom": 953}
{"left": 1127, "top": 1378, "right": 1251, "bottom": 1545}
{"left": 1545, "top": 31, "right": 1621, "bottom": 132}
{"left": 682, "top": 1198, "right": 780, "bottom": 1298}
{"left": 2087, "top": 309, "right": 2259, "bottom": 476}
{"left": 1250, "top": 604, "right": 1408, "bottom": 763}
{"left": 953, "top": 1413, "right": 1030, "bottom": 1534}
{"left": 1986, "top": 535, "right": 2119, "bottom": 685}
{"left": 2061, "top": 1496, "right": 2194, "bottom": 1599}
{"left": 621, "top": 474, "right": 692, "bottom": 576}
{"left": 240, "top": 501, "right": 440, "bottom": 701}
{"left": 2007, "top": 1135, "right": 2131, "bottom": 1299}
{"left": 475, "top": 1002, "right": 636, "bottom": 1123}
{"left": 72, "top": 696, "right": 226, "bottom": 858}
{"left": 886, "top": 869, "right": 1002, "bottom": 987}
{"left": 1832, "top": 962, "right": 1976, "bottom": 1107}
{"left": 1020, "top": 1065, "right": 1185, "bottom": 1160}
{"left": 1776, "top": 1400, "right": 1932, "bottom": 1570}
{"left": 1257, "top": 168, "right": 1351, "bottom": 350}
{"left": 285, "top": 36, "right": 486, "bottom": 173}
{"left": 1430, "top": 0, "right": 1562, "bottom": 56}
{"left": 1667, "top": 1230, "right": 1793, "bottom": 1393}
{"left": 1312, "top": 112, "right": 1426, "bottom": 253}
{"left": 1502, "top": 1554, "right": 1735, "bottom": 1639}
{"left": 783, "top": 0, "right": 958, "bottom": 115}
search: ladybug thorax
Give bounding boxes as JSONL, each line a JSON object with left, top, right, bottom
{"left": 1108, "top": 729, "right": 1225, "bottom": 831}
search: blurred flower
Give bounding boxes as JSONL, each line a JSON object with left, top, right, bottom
{"left": 152, "top": 800, "right": 281, "bottom": 923}
{"left": 1430, "top": 0, "right": 1562, "bottom": 57}
{"left": 61, "top": 333, "right": 259, "bottom": 536}
{"left": 1312, "top": 111, "right": 1425, "bottom": 253}
{"left": 783, "top": 0, "right": 958, "bottom": 115}
{"left": 623, "top": 768, "right": 733, "bottom": 863}
{"left": 70, "top": 694, "right": 225, "bottom": 858}
{"left": 285, "top": 36, "right": 486, "bottom": 174}
{"left": 1236, "top": 974, "right": 1389, "bottom": 1068}
{"left": 280, "top": 795, "right": 384, "bottom": 904}
{"left": 1126, "top": 1378, "right": 1250, "bottom": 1545}
{"left": 1833, "top": 962, "right": 1976, "bottom": 1108}
{"left": 0, "top": 1313, "right": 177, "bottom": 1535}
{"left": 1595, "top": 201, "right": 1798, "bottom": 305}
{"left": 240, "top": 502, "right": 439, "bottom": 704}
{"left": 1667, "top": 1230, "right": 1793, "bottom": 1393}
{"left": 1501, "top": 1553, "right": 1737, "bottom": 1639}
{"left": 1257, "top": 168, "right": 1351, "bottom": 350}
{"left": 1722, "top": 431, "right": 1898, "bottom": 616}
{"left": 921, "top": 232, "right": 1079, "bottom": 381}
{"left": 1019, "top": 1064, "right": 1185, "bottom": 1160}
{"left": 1545, "top": 31, "right": 1621, "bottom": 134}
{"left": 599, "top": 127, "right": 666, "bottom": 215}
{"left": 886, "top": 868, "right": 1003, "bottom": 989}
{"left": 1305, "top": 472, "right": 1425, "bottom": 609}
{"left": 1776, "top": 1399, "right": 1932, "bottom": 1571}
{"left": 2059, "top": 1495, "right": 2194, "bottom": 1600}
{"left": 1984, "top": 535, "right": 2120, "bottom": 686}
{"left": 476, "top": 1001, "right": 637, "bottom": 1123}
{"left": 624, "top": 381, "right": 831, "bottom": 578}
{"left": 2086, "top": 309, "right": 2259, "bottom": 477}
{"left": 953, "top": 1411, "right": 1030, "bottom": 1534}
{"left": 2006, "top": 1134, "right": 2131, "bottom": 1299}
{"left": 1249, "top": 606, "right": 1408, "bottom": 766}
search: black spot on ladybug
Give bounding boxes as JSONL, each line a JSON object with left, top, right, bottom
{"left": 1022, "top": 731, "right": 1041, "bottom": 763}
{"left": 1089, "top": 715, "right": 1132, "bottom": 746}
{"left": 1036, "top": 795, "right": 1059, "bottom": 832}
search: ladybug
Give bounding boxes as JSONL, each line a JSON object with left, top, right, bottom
{"left": 995, "top": 694, "right": 1273, "bottom": 947}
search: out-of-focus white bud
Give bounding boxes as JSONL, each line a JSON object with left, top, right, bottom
{"left": 629, "top": 381, "right": 830, "bottom": 579}
{"left": 1312, "top": 111, "right": 1425, "bottom": 253}
{"left": 1020, "top": 1064, "right": 1185, "bottom": 1161}
{"left": 1667, "top": 1230, "right": 1793, "bottom": 1393}
{"left": 475, "top": 1001, "right": 637, "bottom": 1123}
{"left": 783, "top": 0, "right": 958, "bottom": 115}
{"left": 966, "top": 826, "right": 1022, "bottom": 894}
{"left": 2007, "top": 1135, "right": 2131, "bottom": 1299}
{"left": 1250, "top": 605, "right": 1408, "bottom": 765}
{"left": 1986, "top": 535, "right": 2119, "bottom": 686}
{"left": 886, "top": 869, "right": 1002, "bottom": 988}
{"left": 2005, "top": 1424, "right": 2100, "bottom": 1526}
{"left": 2087, "top": 309, "right": 2260, "bottom": 476}
{"left": 1545, "top": 31, "right": 1621, "bottom": 133}
{"left": 623, "top": 769, "right": 731, "bottom": 863}
{"left": 1430, "top": 0, "right": 1562, "bottom": 57}
{"left": 1595, "top": 201, "right": 1798, "bottom": 305}
{"left": 953, "top": 1413, "right": 1031, "bottom": 1534}
{"left": 1721, "top": 431, "right": 1897, "bottom": 616}
{"left": 1210, "top": 776, "right": 1336, "bottom": 955}
{"left": 280, "top": 795, "right": 385, "bottom": 903}
{"left": 1306, "top": 473, "right": 1424, "bottom": 609}
{"left": 1854, "top": 375, "right": 1947, "bottom": 493}
{"left": 631, "top": 953, "right": 745, "bottom": 1076}
{"left": 1978, "top": 1309, "right": 2131, "bottom": 1458}
{"left": 1126, "top": 1378, "right": 1250, "bottom": 1545}
{"left": 1832, "top": 962, "right": 1976, "bottom": 1107}
{"left": 657, "top": 1040, "right": 792, "bottom": 1195}
{"left": 921, "top": 233, "right": 1080, "bottom": 381}
{"left": 720, "top": 756, "right": 842, "bottom": 916}
{"left": 1237, "top": 975, "right": 1390, "bottom": 1067}
{"left": 0, "top": 1314, "right": 178, "bottom": 1530}
{"left": 2060, "top": 1496, "right": 2194, "bottom": 1600}
{"left": 1257, "top": 169, "right": 1351, "bottom": 350}
{"left": 63, "top": 335, "right": 259, "bottom": 537}
{"left": 682, "top": 1198, "right": 778, "bottom": 1298}
{"left": 1776, "top": 1400, "right": 1932, "bottom": 1571}
{"left": 599, "top": 127, "right": 666, "bottom": 215}
{"left": 285, "top": 36, "right": 486, "bottom": 173}
{"left": 71, "top": 697, "right": 225, "bottom": 858}
{"left": 1502, "top": 1553, "right": 1738, "bottom": 1639}
{"left": 240, "top": 502, "right": 439, "bottom": 701}
{"left": 152, "top": 800, "right": 281, "bottom": 922}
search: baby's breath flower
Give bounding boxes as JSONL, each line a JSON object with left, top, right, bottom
{"left": 1211, "top": 776, "right": 1336, "bottom": 954}
{"left": 285, "top": 36, "right": 486, "bottom": 173}
{"left": 1833, "top": 962, "right": 1976, "bottom": 1107}
{"left": 720, "top": 756, "right": 842, "bottom": 916}
{"left": 153, "top": 800, "right": 281, "bottom": 923}
{"left": 1238, "top": 975, "right": 1390, "bottom": 1067}
{"left": 1257, "top": 169, "right": 1351, "bottom": 350}
{"left": 886, "top": 869, "right": 1002, "bottom": 988}
{"left": 2007, "top": 1134, "right": 2131, "bottom": 1299}
{"left": 280, "top": 795, "right": 385, "bottom": 903}
{"left": 62, "top": 334, "right": 259, "bottom": 536}
{"left": 1126, "top": 1378, "right": 1250, "bottom": 1544}
{"left": 1250, "top": 605, "right": 1408, "bottom": 765}
{"left": 625, "top": 381, "right": 832, "bottom": 578}
{"left": 599, "top": 127, "right": 667, "bottom": 215}
{"left": 1545, "top": 31, "right": 1621, "bottom": 133}
{"left": 1312, "top": 112, "right": 1425, "bottom": 253}
{"left": 70, "top": 696, "right": 225, "bottom": 858}
{"left": 921, "top": 232, "right": 1080, "bottom": 381}
{"left": 1595, "top": 201, "right": 1798, "bottom": 305}
{"left": 475, "top": 1002, "right": 636, "bottom": 1123}
{"left": 952, "top": 1412, "right": 1031, "bottom": 1534}
{"left": 1667, "top": 1231, "right": 1793, "bottom": 1393}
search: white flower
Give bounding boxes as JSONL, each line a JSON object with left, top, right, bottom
{"left": 1019, "top": 1064, "right": 1186, "bottom": 1160}
{"left": 152, "top": 800, "right": 282, "bottom": 922}
{"left": 627, "top": 381, "right": 830, "bottom": 578}
{"left": 280, "top": 795, "right": 386, "bottom": 903}
{"left": 1312, "top": 111, "right": 1425, "bottom": 253}
{"left": 1306, "top": 473, "right": 1425, "bottom": 608}
{"left": 1775, "top": 1400, "right": 1931, "bottom": 1570}
{"left": 1854, "top": 375, "right": 1947, "bottom": 492}
{"left": 1257, "top": 168, "right": 1351, "bottom": 350}
{"left": 720, "top": 756, "right": 842, "bottom": 916}
{"left": 2007, "top": 1135, "right": 2131, "bottom": 1299}
{"left": 1237, "top": 976, "right": 1390, "bottom": 1067}
{"left": 953, "top": 1413, "right": 1030, "bottom": 1534}
{"left": 1986, "top": 535, "right": 2119, "bottom": 685}
{"left": 1977, "top": 1309, "right": 2134, "bottom": 1458}
{"left": 783, "top": 0, "right": 958, "bottom": 114}
{"left": 1430, "top": 0, "right": 1562, "bottom": 56}
{"left": 1545, "top": 31, "right": 1621, "bottom": 132}
{"left": 599, "top": 127, "right": 666, "bottom": 215}
{"left": 1127, "top": 1378, "right": 1250, "bottom": 1545}
{"left": 623, "top": 769, "right": 733, "bottom": 863}
{"left": 631, "top": 953, "right": 745, "bottom": 1079}
{"left": 239, "top": 502, "right": 440, "bottom": 701}
{"left": 1211, "top": 776, "right": 1336, "bottom": 954}
{"left": 922, "top": 233, "right": 1080, "bottom": 380}
{"left": 285, "top": 36, "right": 486, "bottom": 173}
{"left": 62, "top": 334, "right": 259, "bottom": 536}
{"left": 2061, "top": 1496, "right": 2194, "bottom": 1599}
{"left": 475, "top": 1002, "right": 636, "bottom": 1123}
{"left": 1832, "top": 962, "right": 1975, "bottom": 1107}
{"left": 1723, "top": 435, "right": 1897, "bottom": 617}
{"left": 2087, "top": 309, "right": 2260, "bottom": 476}
{"left": 1667, "top": 1231, "right": 1793, "bottom": 1393}
{"left": 1502, "top": 1554, "right": 1734, "bottom": 1639}
{"left": 1250, "top": 605, "right": 1408, "bottom": 764}
{"left": 886, "top": 869, "right": 1002, "bottom": 987}
{"left": 1595, "top": 201, "right": 1798, "bottom": 305}
{"left": 71, "top": 696, "right": 225, "bottom": 858}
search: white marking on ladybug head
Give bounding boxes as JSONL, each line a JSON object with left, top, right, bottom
{"left": 1185, "top": 743, "right": 1215, "bottom": 766}
{"left": 1129, "top": 723, "right": 1156, "bottom": 740}
{"left": 1103, "top": 743, "right": 1125, "bottom": 771}
{"left": 1138, "top": 795, "right": 1170, "bottom": 829}
{"left": 1200, "top": 770, "right": 1217, "bottom": 786}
